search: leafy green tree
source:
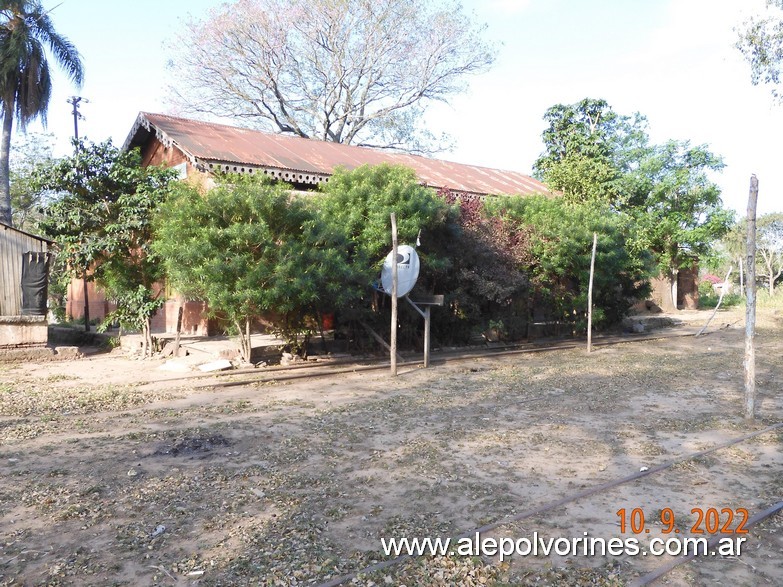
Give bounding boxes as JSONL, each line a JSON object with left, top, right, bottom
{"left": 316, "top": 164, "right": 459, "bottom": 347}
{"left": 317, "top": 163, "right": 451, "bottom": 289}
{"left": 35, "top": 139, "right": 176, "bottom": 348}
{"left": 623, "top": 141, "right": 732, "bottom": 309}
{"left": 154, "top": 174, "right": 348, "bottom": 361}
{"left": 736, "top": 1, "right": 783, "bottom": 100}
{"left": 490, "top": 195, "right": 650, "bottom": 331}
{"left": 94, "top": 178, "right": 176, "bottom": 355}
{"left": 425, "top": 189, "right": 532, "bottom": 343}
{"left": 534, "top": 99, "right": 732, "bottom": 310}
{"left": 532, "top": 98, "right": 648, "bottom": 204}
{"left": 0, "top": 0, "right": 83, "bottom": 225}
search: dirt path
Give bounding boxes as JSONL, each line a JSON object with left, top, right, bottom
{"left": 0, "top": 310, "right": 780, "bottom": 586}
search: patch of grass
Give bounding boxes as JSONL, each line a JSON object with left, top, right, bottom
{"left": 0, "top": 384, "right": 173, "bottom": 417}
{"left": 44, "top": 374, "right": 75, "bottom": 383}
{"left": 757, "top": 290, "right": 783, "bottom": 310}
{"left": 698, "top": 292, "right": 742, "bottom": 310}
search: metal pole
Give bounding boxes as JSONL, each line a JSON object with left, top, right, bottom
{"left": 68, "top": 96, "right": 88, "bottom": 329}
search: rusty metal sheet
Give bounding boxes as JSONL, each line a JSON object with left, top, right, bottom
{"left": 130, "top": 113, "right": 552, "bottom": 197}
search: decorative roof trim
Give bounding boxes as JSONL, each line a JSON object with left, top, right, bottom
{"left": 122, "top": 113, "right": 200, "bottom": 168}
{"left": 196, "top": 159, "right": 332, "bottom": 185}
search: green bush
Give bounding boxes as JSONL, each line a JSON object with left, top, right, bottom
{"left": 697, "top": 288, "right": 743, "bottom": 310}
{"left": 489, "top": 195, "right": 651, "bottom": 331}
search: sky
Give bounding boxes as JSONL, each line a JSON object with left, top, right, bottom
{"left": 24, "top": 0, "right": 783, "bottom": 216}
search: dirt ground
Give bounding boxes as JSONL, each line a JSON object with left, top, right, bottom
{"left": 0, "top": 308, "right": 781, "bottom": 586}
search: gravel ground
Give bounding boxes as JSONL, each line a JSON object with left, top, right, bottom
{"left": 0, "top": 308, "right": 780, "bottom": 586}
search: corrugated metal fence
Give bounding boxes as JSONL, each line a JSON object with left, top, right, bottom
{"left": 0, "top": 224, "right": 49, "bottom": 316}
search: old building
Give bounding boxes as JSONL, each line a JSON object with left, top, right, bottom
{"left": 66, "top": 112, "right": 552, "bottom": 335}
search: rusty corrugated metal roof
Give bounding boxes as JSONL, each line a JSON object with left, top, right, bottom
{"left": 124, "top": 112, "right": 551, "bottom": 197}
{"left": 0, "top": 222, "right": 53, "bottom": 244}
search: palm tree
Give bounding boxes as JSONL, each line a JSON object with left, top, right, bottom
{"left": 0, "top": 1, "right": 83, "bottom": 225}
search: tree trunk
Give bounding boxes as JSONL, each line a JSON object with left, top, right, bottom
{"left": 0, "top": 103, "right": 13, "bottom": 225}
{"left": 670, "top": 267, "right": 679, "bottom": 311}
{"left": 245, "top": 317, "right": 251, "bottom": 363}
{"left": 141, "top": 321, "right": 148, "bottom": 358}
{"left": 235, "top": 318, "right": 251, "bottom": 363}
{"left": 173, "top": 303, "right": 183, "bottom": 356}
{"left": 769, "top": 256, "right": 775, "bottom": 296}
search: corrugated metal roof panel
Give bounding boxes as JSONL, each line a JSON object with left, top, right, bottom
{"left": 126, "top": 112, "right": 552, "bottom": 197}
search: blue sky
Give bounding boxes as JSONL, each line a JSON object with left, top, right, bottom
{"left": 26, "top": 0, "right": 783, "bottom": 215}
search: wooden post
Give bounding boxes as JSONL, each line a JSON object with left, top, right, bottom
{"left": 587, "top": 232, "right": 597, "bottom": 353}
{"left": 745, "top": 175, "right": 758, "bottom": 421}
{"left": 390, "top": 213, "right": 398, "bottom": 376}
{"left": 83, "top": 273, "right": 90, "bottom": 332}
{"left": 739, "top": 256, "right": 744, "bottom": 297}
{"left": 423, "top": 306, "right": 431, "bottom": 368}
{"left": 173, "top": 303, "right": 184, "bottom": 356}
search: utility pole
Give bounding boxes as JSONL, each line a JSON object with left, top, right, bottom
{"left": 67, "top": 96, "right": 90, "bottom": 331}
{"left": 67, "top": 96, "right": 87, "bottom": 147}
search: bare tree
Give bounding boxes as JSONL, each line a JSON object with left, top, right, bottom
{"left": 756, "top": 212, "right": 783, "bottom": 295}
{"left": 166, "top": 0, "right": 496, "bottom": 153}
{"left": 736, "top": 0, "right": 783, "bottom": 100}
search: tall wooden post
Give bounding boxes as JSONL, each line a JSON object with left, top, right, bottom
{"left": 390, "top": 213, "right": 398, "bottom": 376}
{"left": 587, "top": 232, "right": 597, "bottom": 353}
{"left": 173, "top": 302, "right": 184, "bottom": 356}
{"left": 423, "top": 306, "right": 431, "bottom": 368}
{"left": 82, "top": 273, "right": 90, "bottom": 332}
{"left": 744, "top": 175, "right": 758, "bottom": 421}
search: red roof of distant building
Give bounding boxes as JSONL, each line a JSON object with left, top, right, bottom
{"left": 124, "top": 112, "right": 551, "bottom": 197}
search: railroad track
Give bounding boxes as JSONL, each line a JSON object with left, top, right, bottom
{"left": 190, "top": 327, "right": 701, "bottom": 390}
{"left": 315, "top": 422, "right": 783, "bottom": 587}
{"left": 162, "top": 323, "right": 775, "bottom": 585}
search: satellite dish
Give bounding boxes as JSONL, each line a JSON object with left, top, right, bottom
{"left": 380, "top": 245, "right": 420, "bottom": 297}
